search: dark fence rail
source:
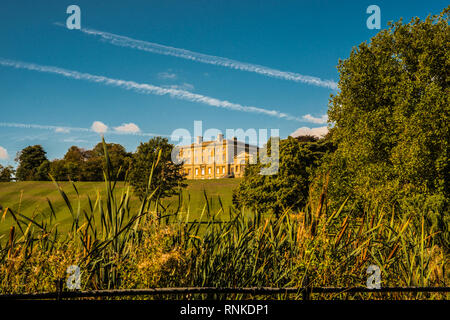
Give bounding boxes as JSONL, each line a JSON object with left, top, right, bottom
{"left": 1, "top": 286, "right": 449, "bottom": 300}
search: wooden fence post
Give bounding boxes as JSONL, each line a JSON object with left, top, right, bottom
{"left": 302, "top": 275, "right": 311, "bottom": 301}
{"left": 56, "top": 278, "right": 63, "bottom": 301}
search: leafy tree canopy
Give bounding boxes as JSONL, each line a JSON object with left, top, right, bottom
{"left": 326, "top": 7, "right": 449, "bottom": 212}
{"left": 0, "top": 165, "right": 15, "bottom": 182}
{"left": 233, "top": 136, "right": 334, "bottom": 216}
{"left": 91, "top": 142, "right": 132, "bottom": 180}
{"left": 15, "top": 145, "right": 48, "bottom": 181}
{"left": 129, "top": 137, "right": 186, "bottom": 200}
{"left": 47, "top": 143, "right": 132, "bottom": 181}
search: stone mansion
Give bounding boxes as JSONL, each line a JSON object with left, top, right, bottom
{"left": 177, "top": 134, "right": 258, "bottom": 179}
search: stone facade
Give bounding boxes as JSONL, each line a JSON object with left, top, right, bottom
{"left": 177, "top": 135, "right": 258, "bottom": 179}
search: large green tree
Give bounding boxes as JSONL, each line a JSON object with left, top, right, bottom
{"left": 15, "top": 145, "right": 48, "bottom": 181}
{"left": 49, "top": 146, "right": 88, "bottom": 181}
{"left": 0, "top": 165, "right": 15, "bottom": 182}
{"left": 233, "top": 136, "right": 333, "bottom": 216}
{"left": 129, "top": 137, "right": 185, "bottom": 199}
{"left": 61, "top": 146, "right": 90, "bottom": 181}
{"left": 49, "top": 159, "right": 68, "bottom": 181}
{"left": 81, "top": 153, "right": 104, "bottom": 181}
{"left": 91, "top": 142, "right": 132, "bottom": 180}
{"left": 327, "top": 8, "right": 449, "bottom": 210}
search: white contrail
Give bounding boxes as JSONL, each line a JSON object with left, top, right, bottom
{"left": 55, "top": 23, "right": 338, "bottom": 90}
{"left": 0, "top": 122, "right": 171, "bottom": 138}
{"left": 0, "top": 57, "right": 307, "bottom": 122}
{"left": 0, "top": 122, "right": 90, "bottom": 133}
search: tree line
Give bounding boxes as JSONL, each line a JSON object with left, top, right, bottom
{"left": 11, "top": 142, "right": 131, "bottom": 182}
{"left": 1, "top": 137, "right": 185, "bottom": 199}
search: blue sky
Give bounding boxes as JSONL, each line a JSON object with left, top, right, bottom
{"left": 0, "top": 0, "right": 447, "bottom": 165}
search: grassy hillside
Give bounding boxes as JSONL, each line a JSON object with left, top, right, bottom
{"left": 0, "top": 178, "right": 241, "bottom": 236}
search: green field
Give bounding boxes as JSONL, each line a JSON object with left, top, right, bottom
{"left": 0, "top": 179, "right": 241, "bottom": 236}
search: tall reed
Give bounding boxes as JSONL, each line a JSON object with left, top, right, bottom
{"left": 0, "top": 138, "right": 447, "bottom": 299}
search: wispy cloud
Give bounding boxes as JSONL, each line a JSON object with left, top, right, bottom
{"left": 0, "top": 57, "right": 307, "bottom": 122}
{"left": 91, "top": 121, "right": 108, "bottom": 134}
{"left": 0, "top": 146, "right": 8, "bottom": 160}
{"left": 55, "top": 127, "right": 71, "bottom": 133}
{"left": 158, "top": 71, "right": 177, "bottom": 80}
{"left": 162, "top": 82, "right": 195, "bottom": 91}
{"left": 114, "top": 122, "right": 141, "bottom": 134}
{"left": 290, "top": 126, "right": 328, "bottom": 138}
{"left": 62, "top": 137, "right": 89, "bottom": 143}
{"left": 0, "top": 122, "right": 90, "bottom": 133}
{"left": 56, "top": 24, "right": 337, "bottom": 90}
{"left": 0, "top": 121, "right": 170, "bottom": 138}
{"left": 14, "top": 133, "right": 50, "bottom": 142}
{"left": 302, "top": 114, "right": 328, "bottom": 124}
